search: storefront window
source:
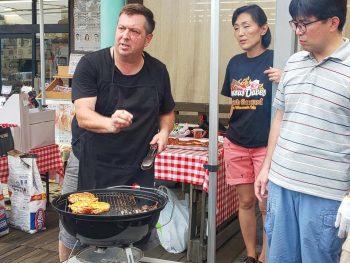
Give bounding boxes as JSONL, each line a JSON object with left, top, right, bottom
{"left": 1, "top": 37, "right": 33, "bottom": 93}
{"left": 35, "top": 33, "right": 69, "bottom": 83}
{"left": 0, "top": 1, "right": 32, "bottom": 25}
{"left": 36, "top": 0, "right": 69, "bottom": 24}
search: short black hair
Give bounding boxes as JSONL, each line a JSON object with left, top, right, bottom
{"left": 289, "top": 0, "right": 347, "bottom": 31}
{"left": 119, "top": 3, "right": 155, "bottom": 34}
{"left": 232, "top": 4, "right": 271, "bottom": 48}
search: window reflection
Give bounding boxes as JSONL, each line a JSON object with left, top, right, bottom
{"left": 0, "top": 33, "right": 68, "bottom": 93}
{"left": 0, "top": 2, "right": 32, "bottom": 25}
{"left": 36, "top": 33, "right": 69, "bottom": 82}
{"left": 36, "top": 0, "right": 69, "bottom": 24}
{"left": 0, "top": 0, "right": 68, "bottom": 25}
{"left": 1, "top": 37, "right": 33, "bottom": 93}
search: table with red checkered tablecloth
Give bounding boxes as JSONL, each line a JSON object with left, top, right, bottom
{"left": 155, "top": 146, "right": 239, "bottom": 226}
{"left": 155, "top": 146, "right": 239, "bottom": 262}
{"left": 0, "top": 144, "right": 64, "bottom": 183}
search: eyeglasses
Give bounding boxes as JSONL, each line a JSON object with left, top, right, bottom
{"left": 289, "top": 19, "right": 323, "bottom": 33}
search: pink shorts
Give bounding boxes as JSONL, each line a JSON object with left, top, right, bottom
{"left": 223, "top": 138, "right": 267, "bottom": 186}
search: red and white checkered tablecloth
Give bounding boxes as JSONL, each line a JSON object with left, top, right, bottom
{"left": 155, "top": 147, "right": 239, "bottom": 226}
{"left": 0, "top": 124, "right": 18, "bottom": 128}
{"left": 0, "top": 144, "right": 64, "bottom": 183}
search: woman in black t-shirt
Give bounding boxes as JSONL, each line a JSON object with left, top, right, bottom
{"left": 221, "top": 5, "right": 281, "bottom": 263}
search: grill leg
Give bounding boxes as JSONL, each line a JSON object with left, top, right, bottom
{"left": 125, "top": 247, "right": 135, "bottom": 263}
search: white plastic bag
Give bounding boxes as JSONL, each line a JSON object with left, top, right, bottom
{"left": 0, "top": 183, "right": 9, "bottom": 236}
{"left": 170, "top": 123, "right": 191, "bottom": 138}
{"left": 156, "top": 186, "right": 189, "bottom": 254}
{"left": 7, "top": 153, "right": 46, "bottom": 233}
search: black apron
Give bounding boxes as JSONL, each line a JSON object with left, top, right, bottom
{"left": 77, "top": 58, "right": 159, "bottom": 190}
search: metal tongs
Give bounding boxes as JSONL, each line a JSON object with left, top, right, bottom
{"left": 141, "top": 144, "right": 158, "bottom": 170}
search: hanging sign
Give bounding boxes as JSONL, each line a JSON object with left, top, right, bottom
{"left": 73, "top": 0, "right": 101, "bottom": 52}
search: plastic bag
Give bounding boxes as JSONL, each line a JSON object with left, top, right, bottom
{"left": 7, "top": 152, "right": 46, "bottom": 233}
{"left": 156, "top": 186, "right": 189, "bottom": 254}
{"left": 170, "top": 123, "right": 191, "bottom": 138}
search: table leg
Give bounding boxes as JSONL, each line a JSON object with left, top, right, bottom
{"left": 187, "top": 186, "right": 240, "bottom": 263}
{"left": 190, "top": 185, "right": 198, "bottom": 238}
{"left": 187, "top": 185, "right": 207, "bottom": 263}
{"left": 199, "top": 190, "right": 207, "bottom": 259}
{"left": 187, "top": 184, "right": 197, "bottom": 262}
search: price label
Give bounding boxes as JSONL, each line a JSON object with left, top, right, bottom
{"left": 1, "top": 85, "right": 12, "bottom": 95}
{"left": 68, "top": 53, "right": 85, "bottom": 75}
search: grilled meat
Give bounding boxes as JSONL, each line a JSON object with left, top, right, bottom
{"left": 68, "top": 200, "right": 111, "bottom": 215}
{"left": 68, "top": 192, "right": 98, "bottom": 204}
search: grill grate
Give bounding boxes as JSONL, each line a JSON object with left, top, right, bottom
{"left": 63, "top": 191, "right": 159, "bottom": 216}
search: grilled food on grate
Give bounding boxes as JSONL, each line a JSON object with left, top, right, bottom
{"left": 68, "top": 192, "right": 98, "bottom": 204}
{"left": 68, "top": 200, "right": 111, "bottom": 214}
{"left": 66, "top": 191, "right": 160, "bottom": 215}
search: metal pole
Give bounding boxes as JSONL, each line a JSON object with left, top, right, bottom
{"left": 265, "top": 1, "right": 294, "bottom": 261}
{"left": 271, "top": 0, "right": 294, "bottom": 117}
{"left": 207, "top": 0, "right": 219, "bottom": 262}
{"left": 39, "top": 0, "right": 45, "bottom": 105}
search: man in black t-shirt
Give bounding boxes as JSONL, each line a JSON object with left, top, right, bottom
{"left": 58, "top": 4, "right": 175, "bottom": 261}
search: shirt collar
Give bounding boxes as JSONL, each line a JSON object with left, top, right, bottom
{"left": 303, "top": 38, "right": 350, "bottom": 62}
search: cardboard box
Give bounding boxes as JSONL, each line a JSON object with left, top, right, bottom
{"left": 56, "top": 66, "right": 72, "bottom": 78}
{"left": 28, "top": 108, "right": 55, "bottom": 149}
{"left": 0, "top": 94, "right": 55, "bottom": 152}
{"left": 10, "top": 126, "right": 21, "bottom": 152}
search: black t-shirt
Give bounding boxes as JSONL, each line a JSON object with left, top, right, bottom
{"left": 221, "top": 50, "right": 273, "bottom": 148}
{"left": 71, "top": 48, "right": 175, "bottom": 158}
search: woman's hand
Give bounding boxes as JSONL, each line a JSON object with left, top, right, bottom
{"left": 264, "top": 67, "right": 282, "bottom": 84}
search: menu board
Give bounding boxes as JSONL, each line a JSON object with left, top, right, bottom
{"left": 73, "top": 0, "right": 101, "bottom": 52}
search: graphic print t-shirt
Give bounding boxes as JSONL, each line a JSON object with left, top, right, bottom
{"left": 221, "top": 50, "right": 273, "bottom": 148}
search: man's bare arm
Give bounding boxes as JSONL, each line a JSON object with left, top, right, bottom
{"left": 255, "top": 109, "right": 284, "bottom": 201}
{"left": 74, "top": 97, "right": 133, "bottom": 133}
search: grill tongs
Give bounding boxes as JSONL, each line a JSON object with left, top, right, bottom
{"left": 141, "top": 144, "right": 158, "bottom": 170}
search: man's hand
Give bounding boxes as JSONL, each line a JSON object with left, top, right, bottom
{"left": 150, "top": 130, "right": 168, "bottom": 153}
{"left": 335, "top": 196, "right": 350, "bottom": 238}
{"left": 255, "top": 167, "right": 269, "bottom": 202}
{"left": 110, "top": 109, "right": 133, "bottom": 133}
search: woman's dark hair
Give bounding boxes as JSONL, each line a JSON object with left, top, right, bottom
{"left": 289, "top": 0, "right": 347, "bottom": 31}
{"left": 119, "top": 3, "right": 155, "bottom": 34}
{"left": 232, "top": 4, "right": 271, "bottom": 48}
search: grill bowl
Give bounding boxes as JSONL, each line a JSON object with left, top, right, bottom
{"left": 52, "top": 186, "right": 168, "bottom": 247}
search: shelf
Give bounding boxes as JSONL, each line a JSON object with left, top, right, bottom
{"left": 53, "top": 75, "right": 72, "bottom": 79}
{"left": 38, "top": 66, "right": 72, "bottom": 100}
